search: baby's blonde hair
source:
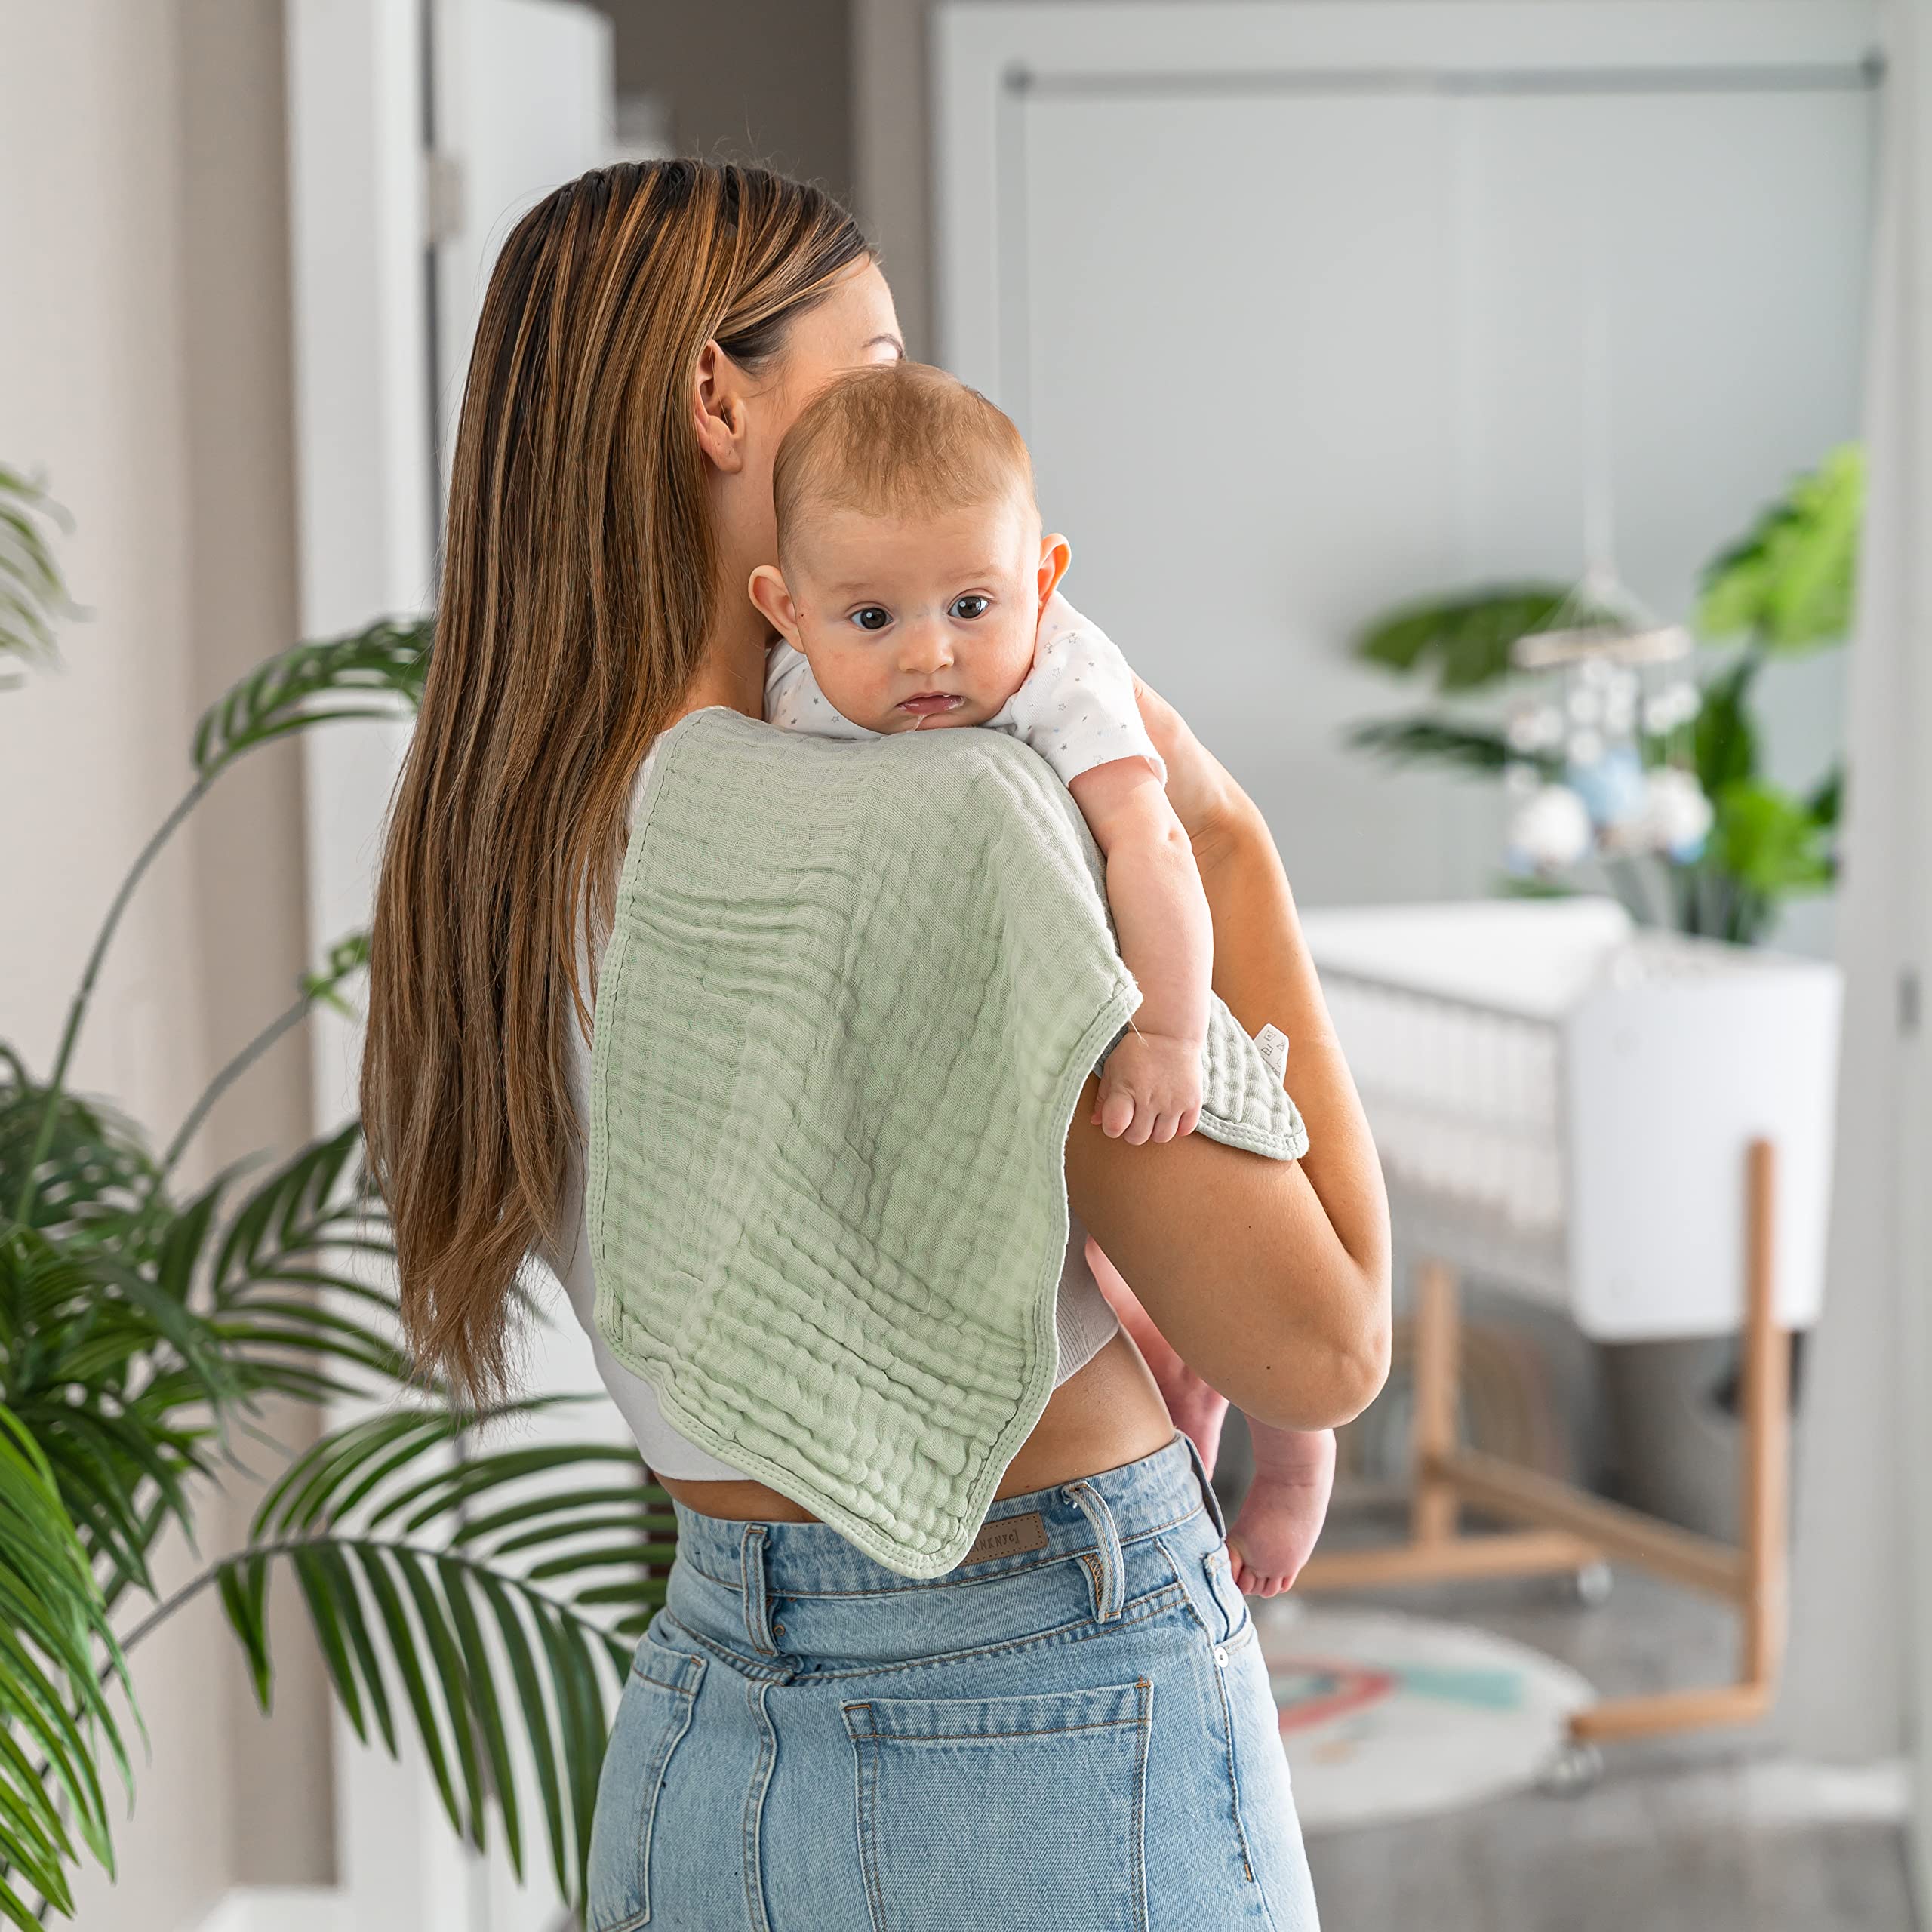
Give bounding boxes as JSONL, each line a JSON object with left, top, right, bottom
{"left": 771, "top": 361, "right": 1035, "bottom": 569}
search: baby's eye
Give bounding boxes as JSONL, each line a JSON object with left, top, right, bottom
{"left": 950, "top": 594, "right": 992, "bottom": 621}
{"left": 850, "top": 606, "right": 891, "bottom": 632}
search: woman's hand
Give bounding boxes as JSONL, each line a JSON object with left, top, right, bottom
{"left": 1129, "top": 672, "right": 1254, "bottom": 866}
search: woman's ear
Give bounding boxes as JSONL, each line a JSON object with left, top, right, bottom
{"left": 748, "top": 564, "right": 802, "bottom": 644}
{"left": 1036, "top": 531, "right": 1072, "bottom": 617}
{"left": 693, "top": 340, "right": 748, "bottom": 475}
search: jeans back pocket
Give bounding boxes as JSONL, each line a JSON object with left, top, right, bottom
{"left": 841, "top": 1679, "right": 1153, "bottom": 1932}
{"left": 586, "top": 1641, "right": 707, "bottom": 1932}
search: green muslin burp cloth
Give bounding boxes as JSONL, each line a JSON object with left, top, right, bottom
{"left": 587, "top": 706, "right": 1307, "bottom": 1577}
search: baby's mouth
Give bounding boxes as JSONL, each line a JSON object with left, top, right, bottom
{"left": 897, "top": 693, "right": 964, "bottom": 719}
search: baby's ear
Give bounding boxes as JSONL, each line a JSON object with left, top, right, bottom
{"left": 748, "top": 563, "right": 802, "bottom": 644}
{"left": 1035, "top": 532, "right": 1072, "bottom": 617}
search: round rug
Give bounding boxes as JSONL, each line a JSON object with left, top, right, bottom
{"left": 1251, "top": 1600, "right": 1595, "bottom": 1830}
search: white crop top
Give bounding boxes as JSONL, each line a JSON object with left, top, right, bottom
{"left": 535, "top": 730, "right": 1121, "bottom": 1482}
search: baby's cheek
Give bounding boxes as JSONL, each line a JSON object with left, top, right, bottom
{"left": 980, "top": 623, "right": 1040, "bottom": 709}
{"left": 819, "top": 652, "right": 900, "bottom": 731}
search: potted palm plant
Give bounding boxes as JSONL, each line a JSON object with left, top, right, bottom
{"left": 1, "top": 466, "right": 670, "bottom": 1926}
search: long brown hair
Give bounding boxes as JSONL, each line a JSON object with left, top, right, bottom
{"left": 361, "top": 161, "right": 870, "bottom": 1401}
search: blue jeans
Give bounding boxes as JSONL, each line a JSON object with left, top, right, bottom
{"left": 586, "top": 1427, "right": 1319, "bottom": 1930}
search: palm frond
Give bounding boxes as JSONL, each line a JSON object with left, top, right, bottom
{"left": 0, "top": 1101, "right": 414, "bottom": 1634}
{"left": 0, "top": 466, "right": 75, "bottom": 694}
{"left": 0, "top": 1048, "right": 158, "bottom": 1240}
{"left": 1696, "top": 445, "right": 1863, "bottom": 651}
{"left": 207, "top": 1124, "right": 420, "bottom": 1402}
{"left": 1352, "top": 583, "right": 1606, "bottom": 693}
{"left": 1807, "top": 762, "right": 1843, "bottom": 829}
{"left": 1, "top": 1221, "right": 235, "bottom": 1595}
{"left": 300, "top": 931, "right": 371, "bottom": 1020}
{"left": 0, "top": 1401, "right": 134, "bottom": 1927}
{"left": 1344, "top": 715, "right": 1522, "bottom": 775}
{"left": 206, "top": 1397, "right": 668, "bottom": 1909}
{"left": 191, "top": 617, "right": 432, "bottom": 781}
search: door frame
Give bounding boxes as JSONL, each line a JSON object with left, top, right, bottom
{"left": 281, "top": 5, "right": 469, "bottom": 1929}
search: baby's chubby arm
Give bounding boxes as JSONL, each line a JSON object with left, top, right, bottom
{"left": 1069, "top": 757, "right": 1212, "bottom": 1143}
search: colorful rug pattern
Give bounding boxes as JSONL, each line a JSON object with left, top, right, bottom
{"left": 1254, "top": 1603, "right": 1595, "bottom": 1830}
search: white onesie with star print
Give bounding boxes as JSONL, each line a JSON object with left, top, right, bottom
{"left": 763, "top": 591, "right": 1167, "bottom": 787}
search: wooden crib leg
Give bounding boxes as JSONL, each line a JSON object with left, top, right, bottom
{"left": 1299, "top": 1143, "right": 1792, "bottom": 1751}
{"left": 1739, "top": 1137, "right": 1789, "bottom": 1690}
{"left": 1298, "top": 1252, "right": 1602, "bottom": 1593}
{"left": 1412, "top": 1260, "right": 1461, "bottom": 1546}
{"left": 1567, "top": 1136, "right": 1789, "bottom": 1745}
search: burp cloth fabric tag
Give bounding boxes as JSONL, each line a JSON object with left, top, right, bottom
{"left": 1254, "top": 1023, "right": 1291, "bottom": 1084}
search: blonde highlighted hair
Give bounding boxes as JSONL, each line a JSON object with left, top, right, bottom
{"left": 771, "top": 361, "right": 1035, "bottom": 568}
{"left": 359, "top": 160, "right": 871, "bottom": 1402}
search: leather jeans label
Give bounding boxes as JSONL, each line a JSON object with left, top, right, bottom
{"left": 961, "top": 1509, "right": 1049, "bottom": 1567}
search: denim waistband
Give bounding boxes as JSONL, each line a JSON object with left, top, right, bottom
{"left": 665, "top": 1426, "right": 1226, "bottom": 1605}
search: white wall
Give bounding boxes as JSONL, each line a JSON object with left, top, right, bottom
{"left": 0, "top": 2, "right": 329, "bottom": 1924}
{"left": 857, "top": 0, "right": 1868, "bottom": 363}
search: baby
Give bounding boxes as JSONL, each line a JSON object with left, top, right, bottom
{"left": 755, "top": 361, "right": 1207, "bottom": 1144}
{"left": 748, "top": 360, "right": 1333, "bottom": 1594}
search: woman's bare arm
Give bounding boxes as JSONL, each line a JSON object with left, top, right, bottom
{"left": 1063, "top": 681, "right": 1392, "bottom": 1432}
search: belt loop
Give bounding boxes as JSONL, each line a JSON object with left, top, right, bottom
{"left": 1177, "top": 1427, "right": 1229, "bottom": 1542}
{"left": 740, "top": 1524, "right": 779, "bottom": 1655}
{"left": 1061, "top": 1478, "right": 1127, "bottom": 1622}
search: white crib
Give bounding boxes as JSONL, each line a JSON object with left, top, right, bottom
{"left": 1290, "top": 896, "right": 1844, "bottom": 1755}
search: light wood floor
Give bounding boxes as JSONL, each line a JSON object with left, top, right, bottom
{"left": 1275, "top": 1515, "right": 1914, "bottom": 1931}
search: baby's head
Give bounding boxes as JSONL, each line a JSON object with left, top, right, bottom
{"left": 748, "top": 361, "right": 1069, "bottom": 734}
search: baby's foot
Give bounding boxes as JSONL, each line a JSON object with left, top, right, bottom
{"left": 1226, "top": 1428, "right": 1337, "bottom": 1598}
{"left": 1095, "top": 1031, "right": 1203, "bottom": 1144}
{"left": 1226, "top": 1475, "right": 1331, "bottom": 1598}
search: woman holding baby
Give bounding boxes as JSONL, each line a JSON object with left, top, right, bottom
{"left": 361, "top": 160, "right": 1389, "bottom": 1930}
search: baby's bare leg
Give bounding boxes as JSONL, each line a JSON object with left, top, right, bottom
{"left": 1091, "top": 1234, "right": 1333, "bottom": 1596}
{"left": 1086, "top": 1235, "right": 1230, "bottom": 1474}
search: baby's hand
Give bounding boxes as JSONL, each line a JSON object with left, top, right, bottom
{"left": 1094, "top": 1030, "right": 1202, "bottom": 1144}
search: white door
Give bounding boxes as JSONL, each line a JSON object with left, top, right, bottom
{"left": 287, "top": 5, "right": 614, "bottom": 1929}
{"left": 936, "top": 2, "right": 1880, "bottom": 920}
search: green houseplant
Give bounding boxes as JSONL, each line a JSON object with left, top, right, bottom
{"left": 1347, "top": 445, "right": 1862, "bottom": 946}
{"left": 2, "top": 485, "right": 672, "bottom": 1924}
{"left": 1, "top": 466, "right": 72, "bottom": 691}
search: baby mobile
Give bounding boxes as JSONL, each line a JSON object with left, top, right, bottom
{"left": 1502, "top": 579, "right": 1709, "bottom": 876}
{"left": 1501, "top": 252, "right": 1712, "bottom": 881}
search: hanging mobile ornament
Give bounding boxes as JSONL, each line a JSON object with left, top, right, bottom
{"left": 1505, "top": 229, "right": 1705, "bottom": 873}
